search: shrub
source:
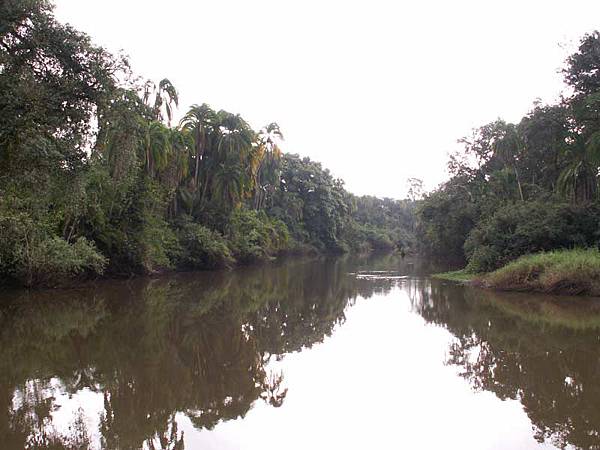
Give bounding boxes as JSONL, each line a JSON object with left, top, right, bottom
{"left": 416, "top": 183, "right": 478, "bottom": 258}
{"left": 365, "top": 227, "right": 396, "bottom": 251}
{"left": 177, "top": 221, "right": 234, "bottom": 270}
{"left": 340, "top": 221, "right": 400, "bottom": 253}
{"left": 226, "top": 209, "right": 291, "bottom": 263}
{"left": 139, "top": 215, "right": 181, "bottom": 273}
{"left": 465, "top": 245, "right": 501, "bottom": 273}
{"left": 341, "top": 221, "right": 373, "bottom": 253}
{"left": 464, "top": 201, "right": 600, "bottom": 272}
{"left": 0, "top": 212, "right": 107, "bottom": 287}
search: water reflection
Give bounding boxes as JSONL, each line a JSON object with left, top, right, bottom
{"left": 408, "top": 278, "right": 600, "bottom": 450}
{"left": 0, "top": 256, "right": 408, "bottom": 449}
{"left": 1, "top": 255, "right": 600, "bottom": 449}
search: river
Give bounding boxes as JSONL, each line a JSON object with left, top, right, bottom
{"left": 1, "top": 253, "right": 599, "bottom": 449}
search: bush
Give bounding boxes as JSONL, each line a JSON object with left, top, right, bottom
{"left": 25, "top": 237, "right": 107, "bottom": 286}
{"left": 341, "top": 221, "right": 373, "bottom": 253}
{"left": 464, "top": 201, "right": 600, "bottom": 272}
{"left": 341, "top": 221, "right": 400, "bottom": 253}
{"left": 226, "top": 209, "right": 291, "bottom": 263}
{"left": 465, "top": 245, "right": 501, "bottom": 273}
{"left": 139, "top": 215, "right": 181, "bottom": 273}
{"left": 0, "top": 212, "right": 107, "bottom": 287}
{"left": 365, "top": 227, "right": 396, "bottom": 251}
{"left": 177, "top": 221, "right": 234, "bottom": 270}
{"left": 416, "top": 182, "right": 478, "bottom": 258}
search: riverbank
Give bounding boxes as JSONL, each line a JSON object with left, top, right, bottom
{"left": 0, "top": 247, "right": 406, "bottom": 291}
{"left": 433, "top": 249, "right": 600, "bottom": 297}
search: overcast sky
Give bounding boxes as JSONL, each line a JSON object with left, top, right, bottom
{"left": 53, "top": 0, "right": 600, "bottom": 198}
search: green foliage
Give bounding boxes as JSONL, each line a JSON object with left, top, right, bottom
{"left": 226, "top": 210, "right": 291, "bottom": 263}
{"left": 464, "top": 202, "right": 600, "bottom": 272}
{"left": 0, "top": 1, "right": 412, "bottom": 286}
{"left": 80, "top": 171, "right": 178, "bottom": 275}
{"left": 431, "top": 270, "right": 476, "bottom": 282}
{"left": 270, "top": 154, "right": 350, "bottom": 251}
{"left": 464, "top": 246, "right": 501, "bottom": 273}
{"left": 139, "top": 214, "right": 181, "bottom": 273}
{"left": 416, "top": 178, "right": 478, "bottom": 258}
{"left": 350, "top": 195, "right": 417, "bottom": 252}
{"left": 564, "top": 31, "right": 600, "bottom": 98}
{"left": 418, "top": 31, "right": 600, "bottom": 270}
{"left": 177, "top": 220, "right": 234, "bottom": 269}
{"left": 0, "top": 0, "right": 120, "bottom": 201}
{"left": 267, "top": 154, "right": 415, "bottom": 254}
{"left": 483, "top": 249, "right": 600, "bottom": 296}
{"left": 0, "top": 212, "right": 106, "bottom": 287}
{"left": 342, "top": 222, "right": 398, "bottom": 253}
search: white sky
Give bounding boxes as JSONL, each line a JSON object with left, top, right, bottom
{"left": 53, "top": 0, "right": 600, "bottom": 198}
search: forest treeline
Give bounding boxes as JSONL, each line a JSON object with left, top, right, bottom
{"left": 417, "top": 31, "right": 600, "bottom": 273}
{"left": 0, "top": 0, "right": 415, "bottom": 287}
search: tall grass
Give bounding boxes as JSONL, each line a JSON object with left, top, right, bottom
{"left": 481, "top": 249, "right": 600, "bottom": 296}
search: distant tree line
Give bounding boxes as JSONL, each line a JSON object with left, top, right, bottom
{"left": 0, "top": 0, "right": 415, "bottom": 287}
{"left": 417, "top": 31, "right": 600, "bottom": 272}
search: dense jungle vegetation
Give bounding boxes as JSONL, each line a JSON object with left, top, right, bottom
{"left": 0, "top": 0, "right": 416, "bottom": 287}
{"left": 7, "top": 1, "right": 600, "bottom": 291}
{"left": 417, "top": 30, "right": 600, "bottom": 276}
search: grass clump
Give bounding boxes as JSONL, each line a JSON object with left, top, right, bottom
{"left": 431, "top": 269, "right": 477, "bottom": 282}
{"left": 482, "top": 248, "right": 600, "bottom": 296}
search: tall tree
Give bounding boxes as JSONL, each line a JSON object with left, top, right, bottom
{"left": 142, "top": 78, "right": 179, "bottom": 126}
{"left": 254, "top": 123, "right": 284, "bottom": 210}
{"left": 179, "top": 104, "right": 216, "bottom": 202}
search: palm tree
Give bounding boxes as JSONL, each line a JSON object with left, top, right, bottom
{"left": 180, "top": 104, "right": 216, "bottom": 195}
{"left": 215, "top": 111, "right": 255, "bottom": 161}
{"left": 212, "top": 111, "right": 256, "bottom": 206}
{"left": 139, "top": 120, "right": 171, "bottom": 177}
{"left": 491, "top": 123, "right": 525, "bottom": 201}
{"left": 169, "top": 128, "right": 192, "bottom": 184}
{"left": 557, "top": 135, "right": 599, "bottom": 203}
{"left": 96, "top": 88, "right": 146, "bottom": 180}
{"left": 142, "top": 78, "right": 179, "bottom": 125}
{"left": 254, "top": 122, "right": 283, "bottom": 209}
{"left": 179, "top": 106, "right": 259, "bottom": 210}
{"left": 160, "top": 128, "right": 192, "bottom": 217}
{"left": 213, "top": 162, "right": 245, "bottom": 209}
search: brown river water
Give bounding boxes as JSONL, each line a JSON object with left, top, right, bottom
{"left": 1, "top": 253, "right": 599, "bottom": 450}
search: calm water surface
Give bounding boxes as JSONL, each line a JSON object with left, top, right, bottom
{"left": 1, "top": 254, "right": 600, "bottom": 449}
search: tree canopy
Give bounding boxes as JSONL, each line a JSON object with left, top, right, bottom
{"left": 416, "top": 31, "right": 600, "bottom": 271}
{"left": 0, "top": 0, "right": 414, "bottom": 287}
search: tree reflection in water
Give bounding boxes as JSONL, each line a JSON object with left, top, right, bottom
{"left": 6, "top": 255, "right": 599, "bottom": 450}
{"left": 0, "top": 255, "right": 404, "bottom": 449}
{"left": 407, "top": 278, "right": 600, "bottom": 450}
